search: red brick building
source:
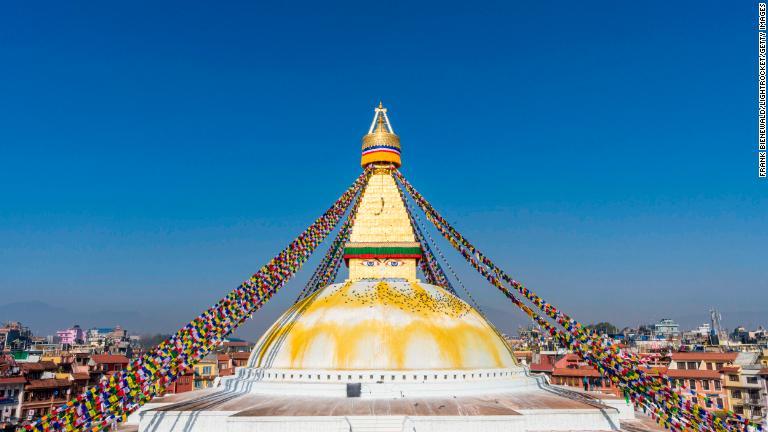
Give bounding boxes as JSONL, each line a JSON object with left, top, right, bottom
{"left": 550, "top": 354, "right": 619, "bottom": 395}
{"left": 665, "top": 352, "right": 736, "bottom": 412}
{"left": 217, "top": 354, "right": 234, "bottom": 377}
{"left": 167, "top": 372, "right": 194, "bottom": 394}
{"left": 88, "top": 354, "right": 129, "bottom": 374}
{"left": 20, "top": 379, "right": 71, "bottom": 421}
{"left": 229, "top": 352, "right": 250, "bottom": 368}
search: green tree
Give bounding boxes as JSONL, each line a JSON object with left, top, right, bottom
{"left": 586, "top": 322, "right": 619, "bottom": 335}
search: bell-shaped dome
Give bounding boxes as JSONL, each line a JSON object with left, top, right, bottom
{"left": 248, "top": 279, "right": 516, "bottom": 370}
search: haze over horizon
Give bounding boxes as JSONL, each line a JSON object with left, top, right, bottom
{"left": 0, "top": 1, "right": 765, "bottom": 341}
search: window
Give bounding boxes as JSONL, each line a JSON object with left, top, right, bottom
{"left": 702, "top": 380, "right": 710, "bottom": 390}
{"left": 689, "top": 379, "right": 696, "bottom": 390}
{"left": 732, "top": 390, "right": 742, "bottom": 399}
{"left": 687, "top": 362, "right": 697, "bottom": 370}
{"left": 202, "top": 366, "right": 211, "bottom": 375}
{"left": 717, "top": 398, "right": 723, "bottom": 408}
{"left": 714, "top": 380, "right": 721, "bottom": 390}
{"left": 677, "top": 362, "right": 686, "bottom": 369}
{"left": 729, "top": 375, "right": 739, "bottom": 382}
{"left": 734, "top": 406, "right": 744, "bottom": 415}
{"left": 716, "top": 362, "right": 724, "bottom": 369}
{"left": 746, "top": 377, "right": 758, "bottom": 384}
{"left": 707, "top": 362, "right": 714, "bottom": 370}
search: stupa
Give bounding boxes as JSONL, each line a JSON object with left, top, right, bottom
{"left": 133, "top": 104, "right": 635, "bottom": 432}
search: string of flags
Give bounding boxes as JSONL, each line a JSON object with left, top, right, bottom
{"left": 393, "top": 169, "right": 760, "bottom": 432}
{"left": 27, "top": 169, "right": 372, "bottom": 432}
{"left": 296, "top": 185, "right": 365, "bottom": 302}
{"left": 397, "top": 183, "right": 453, "bottom": 290}
{"left": 399, "top": 183, "right": 488, "bottom": 316}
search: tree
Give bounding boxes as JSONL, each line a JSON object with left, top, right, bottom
{"left": 586, "top": 322, "right": 619, "bottom": 335}
{"left": 138, "top": 333, "right": 173, "bottom": 349}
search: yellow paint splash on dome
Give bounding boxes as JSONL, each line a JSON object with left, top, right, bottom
{"left": 254, "top": 281, "right": 516, "bottom": 370}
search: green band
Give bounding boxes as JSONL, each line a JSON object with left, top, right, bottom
{"left": 343, "top": 246, "right": 422, "bottom": 256}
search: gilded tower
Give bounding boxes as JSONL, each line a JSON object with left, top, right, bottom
{"left": 346, "top": 103, "right": 421, "bottom": 280}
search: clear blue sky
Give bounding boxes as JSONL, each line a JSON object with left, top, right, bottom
{"left": 0, "top": 1, "right": 764, "bottom": 339}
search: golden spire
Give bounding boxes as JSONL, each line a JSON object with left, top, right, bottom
{"left": 361, "top": 102, "right": 401, "bottom": 168}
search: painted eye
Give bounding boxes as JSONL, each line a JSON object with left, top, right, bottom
{"left": 363, "top": 260, "right": 378, "bottom": 267}
{"left": 387, "top": 261, "right": 403, "bottom": 267}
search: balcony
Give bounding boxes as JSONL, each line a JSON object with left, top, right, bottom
{"left": 0, "top": 396, "right": 18, "bottom": 405}
{"left": 22, "top": 397, "right": 68, "bottom": 408}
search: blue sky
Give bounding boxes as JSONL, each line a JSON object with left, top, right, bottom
{"left": 0, "top": 1, "right": 764, "bottom": 339}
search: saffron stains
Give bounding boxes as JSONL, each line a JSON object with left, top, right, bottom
{"left": 253, "top": 280, "right": 515, "bottom": 370}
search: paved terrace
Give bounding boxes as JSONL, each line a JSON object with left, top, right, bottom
{"left": 115, "top": 386, "right": 667, "bottom": 432}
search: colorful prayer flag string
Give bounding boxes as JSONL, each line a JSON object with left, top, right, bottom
{"left": 27, "top": 169, "right": 372, "bottom": 432}
{"left": 394, "top": 169, "right": 758, "bottom": 432}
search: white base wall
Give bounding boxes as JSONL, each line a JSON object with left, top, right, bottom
{"left": 138, "top": 369, "right": 627, "bottom": 431}
{"left": 140, "top": 410, "right": 622, "bottom": 432}
{"left": 223, "top": 367, "right": 531, "bottom": 398}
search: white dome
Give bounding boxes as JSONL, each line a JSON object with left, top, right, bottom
{"left": 248, "top": 279, "right": 517, "bottom": 371}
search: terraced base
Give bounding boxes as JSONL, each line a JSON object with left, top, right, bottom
{"left": 133, "top": 375, "right": 633, "bottom": 432}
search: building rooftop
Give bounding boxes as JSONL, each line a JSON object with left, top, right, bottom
{"left": 90, "top": 354, "right": 129, "bottom": 364}
{"left": 26, "top": 378, "right": 72, "bottom": 390}
{"left": 664, "top": 369, "right": 722, "bottom": 379}
{"left": 529, "top": 354, "right": 554, "bottom": 372}
{"left": 669, "top": 352, "right": 737, "bottom": 361}
{"left": 223, "top": 341, "right": 250, "bottom": 347}
{"left": 553, "top": 367, "right": 602, "bottom": 378}
{"left": 0, "top": 376, "right": 27, "bottom": 384}
{"left": 20, "top": 361, "right": 57, "bottom": 372}
{"left": 72, "top": 372, "right": 90, "bottom": 380}
{"left": 230, "top": 352, "right": 250, "bottom": 360}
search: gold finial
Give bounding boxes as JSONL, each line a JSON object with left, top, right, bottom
{"left": 361, "top": 102, "right": 401, "bottom": 168}
{"left": 376, "top": 108, "right": 385, "bottom": 131}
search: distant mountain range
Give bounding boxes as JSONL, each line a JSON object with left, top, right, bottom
{"left": 0, "top": 301, "right": 146, "bottom": 336}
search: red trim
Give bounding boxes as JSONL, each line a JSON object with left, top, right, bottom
{"left": 344, "top": 254, "right": 422, "bottom": 260}
{"left": 343, "top": 254, "right": 422, "bottom": 266}
{"left": 361, "top": 148, "right": 401, "bottom": 156}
